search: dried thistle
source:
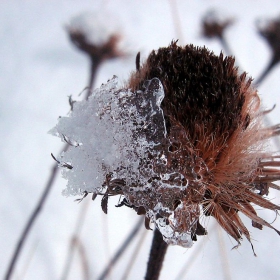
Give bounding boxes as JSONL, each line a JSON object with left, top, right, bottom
{"left": 51, "top": 42, "right": 280, "bottom": 252}
{"left": 129, "top": 42, "right": 280, "bottom": 251}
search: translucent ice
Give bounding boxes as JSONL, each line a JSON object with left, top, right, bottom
{"left": 50, "top": 76, "right": 194, "bottom": 248}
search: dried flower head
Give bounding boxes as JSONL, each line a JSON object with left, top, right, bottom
{"left": 67, "top": 12, "right": 123, "bottom": 62}
{"left": 51, "top": 42, "right": 280, "bottom": 251}
{"left": 202, "top": 10, "right": 233, "bottom": 39}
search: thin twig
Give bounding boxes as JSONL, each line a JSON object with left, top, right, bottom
{"left": 60, "top": 199, "right": 90, "bottom": 280}
{"left": 86, "top": 57, "right": 101, "bottom": 100}
{"left": 217, "top": 224, "right": 232, "bottom": 280}
{"left": 19, "top": 241, "right": 39, "bottom": 280}
{"left": 168, "top": 0, "right": 184, "bottom": 43}
{"left": 216, "top": 34, "right": 280, "bottom": 150}
{"left": 218, "top": 35, "right": 242, "bottom": 69}
{"left": 121, "top": 227, "right": 148, "bottom": 280}
{"left": 73, "top": 236, "right": 90, "bottom": 280}
{"left": 255, "top": 57, "right": 278, "bottom": 85}
{"left": 144, "top": 228, "right": 169, "bottom": 280}
{"left": 97, "top": 217, "right": 144, "bottom": 280}
{"left": 4, "top": 144, "right": 69, "bottom": 280}
{"left": 174, "top": 222, "right": 216, "bottom": 280}
{"left": 219, "top": 36, "right": 234, "bottom": 57}
{"left": 102, "top": 211, "right": 111, "bottom": 279}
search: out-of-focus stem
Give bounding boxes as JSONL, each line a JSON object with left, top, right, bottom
{"left": 218, "top": 35, "right": 242, "bottom": 69}
{"left": 216, "top": 34, "right": 280, "bottom": 150}
{"left": 217, "top": 224, "right": 232, "bottom": 280}
{"left": 5, "top": 144, "right": 69, "bottom": 280}
{"left": 121, "top": 227, "right": 148, "bottom": 280}
{"left": 219, "top": 35, "right": 233, "bottom": 57}
{"left": 73, "top": 237, "right": 90, "bottom": 280}
{"left": 60, "top": 199, "right": 90, "bottom": 280}
{"left": 255, "top": 57, "right": 278, "bottom": 85}
{"left": 144, "top": 228, "right": 168, "bottom": 280}
{"left": 86, "top": 57, "right": 101, "bottom": 100}
{"left": 97, "top": 218, "right": 143, "bottom": 280}
{"left": 168, "top": 0, "right": 184, "bottom": 44}
{"left": 174, "top": 222, "right": 216, "bottom": 280}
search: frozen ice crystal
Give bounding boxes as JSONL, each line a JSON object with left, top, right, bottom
{"left": 49, "top": 76, "right": 167, "bottom": 195}
{"left": 50, "top": 76, "right": 195, "bottom": 247}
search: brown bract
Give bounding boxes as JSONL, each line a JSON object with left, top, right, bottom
{"left": 125, "top": 42, "right": 280, "bottom": 251}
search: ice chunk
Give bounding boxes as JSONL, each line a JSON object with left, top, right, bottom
{"left": 49, "top": 76, "right": 167, "bottom": 196}
{"left": 50, "top": 76, "right": 194, "bottom": 248}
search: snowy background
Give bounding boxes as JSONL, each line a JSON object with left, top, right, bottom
{"left": 1, "top": 0, "right": 280, "bottom": 279}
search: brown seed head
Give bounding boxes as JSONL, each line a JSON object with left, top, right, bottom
{"left": 126, "top": 42, "right": 280, "bottom": 250}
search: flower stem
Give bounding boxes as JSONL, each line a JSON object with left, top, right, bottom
{"left": 5, "top": 144, "right": 69, "bottom": 280}
{"left": 145, "top": 228, "right": 168, "bottom": 280}
{"left": 97, "top": 218, "right": 143, "bottom": 280}
{"left": 219, "top": 35, "right": 233, "bottom": 57}
{"left": 255, "top": 57, "right": 278, "bottom": 85}
{"left": 86, "top": 57, "right": 101, "bottom": 100}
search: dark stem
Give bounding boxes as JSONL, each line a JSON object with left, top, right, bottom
{"left": 86, "top": 56, "right": 101, "bottom": 100}
{"left": 5, "top": 144, "right": 69, "bottom": 280}
{"left": 255, "top": 57, "right": 278, "bottom": 85}
{"left": 120, "top": 229, "right": 147, "bottom": 280}
{"left": 97, "top": 218, "right": 143, "bottom": 280}
{"left": 145, "top": 228, "right": 169, "bottom": 280}
{"left": 254, "top": 57, "right": 280, "bottom": 148}
{"left": 218, "top": 36, "right": 242, "bottom": 68}
{"left": 219, "top": 35, "right": 233, "bottom": 57}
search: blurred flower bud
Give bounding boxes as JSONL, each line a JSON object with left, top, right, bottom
{"left": 202, "top": 10, "right": 233, "bottom": 39}
{"left": 66, "top": 11, "right": 124, "bottom": 62}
